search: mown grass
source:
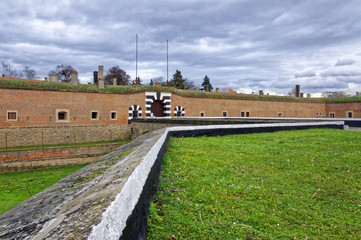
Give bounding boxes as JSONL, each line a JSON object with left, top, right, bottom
{"left": 147, "top": 129, "right": 361, "bottom": 239}
{"left": 2, "top": 78, "right": 360, "bottom": 103}
{"left": 0, "top": 164, "right": 87, "bottom": 215}
{"left": 0, "top": 138, "right": 131, "bottom": 151}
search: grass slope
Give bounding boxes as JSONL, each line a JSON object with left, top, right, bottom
{"left": 147, "top": 129, "right": 361, "bottom": 239}
{"left": 2, "top": 78, "right": 361, "bottom": 103}
{"left": 0, "top": 164, "right": 87, "bottom": 215}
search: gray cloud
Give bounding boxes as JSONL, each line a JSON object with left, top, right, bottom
{"left": 335, "top": 59, "right": 355, "bottom": 67}
{"left": 1, "top": 0, "right": 361, "bottom": 95}
{"left": 295, "top": 69, "right": 316, "bottom": 78}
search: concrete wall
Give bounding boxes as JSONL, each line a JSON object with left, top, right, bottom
{"left": 129, "top": 117, "right": 324, "bottom": 139}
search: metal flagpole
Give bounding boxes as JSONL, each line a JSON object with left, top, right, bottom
{"left": 167, "top": 39, "right": 168, "bottom": 86}
{"left": 136, "top": 34, "right": 138, "bottom": 85}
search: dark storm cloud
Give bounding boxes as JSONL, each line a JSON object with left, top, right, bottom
{"left": 1, "top": 0, "right": 361, "bottom": 94}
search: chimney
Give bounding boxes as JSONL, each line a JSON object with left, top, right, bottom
{"left": 98, "top": 65, "right": 104, "bottom": 89}
{"left": 113, "top": 78, "right": 117, "bottom": 85}
{"left": 216, "top": 88, "right": 219, "bottom": 92}
{"left": 259, "top": 90, "right": 264, "bottom": 95}
{"left": 356, "top": 92, "right": 359, "bottom": 97}
{"left": 71, "top": 72, "right": 78, "bottom": 85}
{"left": 2, "top": 74, "right": 4, "bottom": 78}
{"left": 93, "top": 71, "right": 98, "bottom": 84}
{"left": 307, "top": 94, "right": 311, "bottom": 98}
{"left": 295, "top": 85, "right": 300, "bottom": 97}
{"left": 205, "top": 84, "right": 209, "bottom": 92}
{"left": 49, "top": 73, "right": 57, "bottom": 82}
{"left": 300, "top": 93, "right": 304, "bottom": 98}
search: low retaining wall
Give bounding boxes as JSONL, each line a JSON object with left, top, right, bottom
{"left": 0, "top": 125, "right": 130, "bottom": 148}
{"left": 0, "top": 121, "right": 344, "bottom": 239}
{"left": 130, "top": 117, "right": 342, "bottom": 139}
{"left": 0, "top": 143, "right": 125, "bottom": 173}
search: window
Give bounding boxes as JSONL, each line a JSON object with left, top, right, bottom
{"left": 329, "top": 112, "right": 335, "bottom": 118}
{"left": 241, "top": 112, "right": 245, "bottom": 117}
{"left": 91, "top": 111, "right": 99, "bottom": 120}
{"left": 278, "top": 112, "right": 283, "bottom": 117}
{"left": 7, "top": 111, "right": 18, "bottom": 121}
{"left": 56, "top": 109, "right": 69, "bottom": 122}
{"left": 246, "top": 112, "right": 250, "bottom": 117}
{"left": 200, "top": 112, "right": 205, "bottom": 117}
{"left": 347, "top": 111, "right": 353, "bottom": 118}
{"left": 111, "top": 111, "right": 117, "bottom": 120}
{"left": 222, "top": 111, "right": 227, "bottom": 117}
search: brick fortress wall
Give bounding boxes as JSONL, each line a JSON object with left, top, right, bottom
{"left": 1, "top": 88, "right": 360, "bottom": 147}
{"left": 171, "top": 94, "right": 327, "bottom": 118}
{"left": 0, "top": 89, "right": 142, "bottom": 147}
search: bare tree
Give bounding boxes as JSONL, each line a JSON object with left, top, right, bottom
{"left": 1, "top": 62, "right": 23, "bottom": 78}
{"left": 23, "top": 66, "right": 36, "bottom": 79}
{"left": 183, "top": 78, "right": 197, "bottom": 90}
{"left": 288, "top": 88, "right": 296, "bottom": 97}
{"left": 322, "top": 91, "right": 349, "bottom": 98}
{"left": 104, "top": 66, "right": 131, "bottom": 85}
{"left": 49, "top": 64, "right": 77, "bottom": 83}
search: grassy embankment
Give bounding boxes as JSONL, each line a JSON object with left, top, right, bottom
{"left": 147, "top": 129, "right": 361, "bottom": 239}
{"left": 2, "top": 78, "right": 361, "bottom": 103}
{"left": 0, "top": 164, "right": 87, "bottom": 215}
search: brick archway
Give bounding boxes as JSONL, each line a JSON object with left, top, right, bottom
{"left": 145, "top": 92, "right": 171, "bottom": 117}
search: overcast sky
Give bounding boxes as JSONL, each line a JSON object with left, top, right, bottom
{"left": 1, "top": 0, "right": 361, "bottom": 95}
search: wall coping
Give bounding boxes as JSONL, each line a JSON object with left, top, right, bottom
{"left": 0, "top": 121, "right": 344, "bottom": 239}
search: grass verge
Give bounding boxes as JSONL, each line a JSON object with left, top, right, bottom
{"left": 147, "top": 129, "right": 361, "bottom": 239}
{"left": 0, "top": 164, "right": 87, "bottom": 215}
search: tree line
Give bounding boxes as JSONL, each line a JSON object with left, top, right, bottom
{"left": 1, "top": 62, "right": 37, "bottom": 79}
{"left": 2, "top": 62, "right": 214, "bottom": 91}
{"left": 49, "top": 65, "right": 214, "bottom": 91}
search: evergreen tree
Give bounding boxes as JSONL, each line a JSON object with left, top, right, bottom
{"left": 132, "top": 77, "right": 143, "bottom": 85}
{"left": 201, "top": 75, "right": 213, "bottom": 91}
{"left": 150, "top": 79, "right": 154, "bottom": 86}
{"left": 171, "top": 69, "right": 185, "bottom": 89}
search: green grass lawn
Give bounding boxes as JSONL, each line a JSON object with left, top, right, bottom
{"left": 147, "top": 129, "right": 361, "bottom": 239}
{"left": 0, "top": 164, "right": 87, "bottom": 215}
